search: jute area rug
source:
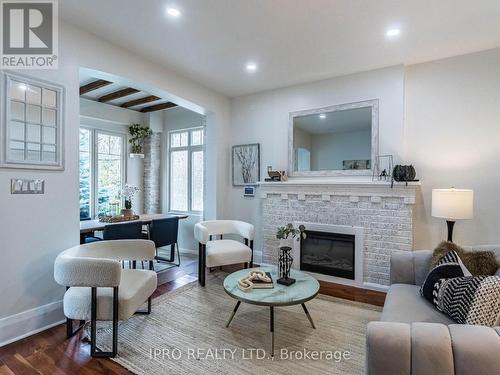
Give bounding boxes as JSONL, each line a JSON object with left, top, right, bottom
{"left": 97, "top": 272, "right": 381, "bottom": 375}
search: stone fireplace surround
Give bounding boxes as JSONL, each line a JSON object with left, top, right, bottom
{"left": 258, "top": 180, "right": 419, "bottom": 289}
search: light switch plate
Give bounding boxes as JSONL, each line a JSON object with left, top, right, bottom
{"left": 11, "top": 178, "right": 45, "bottom": 194}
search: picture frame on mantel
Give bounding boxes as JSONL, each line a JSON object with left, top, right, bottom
{"left": 232, "top": 143, "right": 260, "bottom": 186}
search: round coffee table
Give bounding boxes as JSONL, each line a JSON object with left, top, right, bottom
{"left": 223, "top": 266, "right": 320, "bottom": 356}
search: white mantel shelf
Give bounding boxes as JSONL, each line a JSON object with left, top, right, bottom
{"left": 257, "top": 179, "right": 420, "bottom": 188}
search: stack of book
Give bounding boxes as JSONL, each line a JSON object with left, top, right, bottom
{"left": 251, "top": 272, "right": 274, "bottom": 289}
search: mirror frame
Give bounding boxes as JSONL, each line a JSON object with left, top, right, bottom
{"left": 288, "top": 99, "right": 379, "bottom": 177}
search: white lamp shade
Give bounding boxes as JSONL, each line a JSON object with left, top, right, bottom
{"left": 432, "top": 188, "right": 474, "bottom": 220}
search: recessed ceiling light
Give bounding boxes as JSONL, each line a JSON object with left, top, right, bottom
{"left": 166, "top": 7, "right": 181, "bottom": 18}
{"left": 245, "top": 62, "right": 258, "bottom": 73}
{"left": 319, "top": 114, "right": 326, "bottom": 119}
{"left": 386, "top": 28, "right": 401, "bottom": 38}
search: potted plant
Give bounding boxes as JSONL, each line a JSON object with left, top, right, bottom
{"left": 276, "top": 223, "right": 306, "bottom": 248}
{"left": 128, "top": 123, "right": 152, "bottom": 156}
{"left": 121, "top": 184, "right": 140, "bottom": 216}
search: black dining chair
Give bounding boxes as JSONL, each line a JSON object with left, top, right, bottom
{"left": 103, "top": 221, "right": 144, "bottom": 240}
{"left": 81, "top": 218, "right": 103, "bottom": 244}
{"left": 103, "top": 221, "right": 144, "bottom": 269}
{"left": 148, "top": 216, "right": 180, "bottom": 266}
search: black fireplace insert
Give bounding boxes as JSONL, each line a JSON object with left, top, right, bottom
{"left": 300, "top": 230, "right": 355, "bottom": 279}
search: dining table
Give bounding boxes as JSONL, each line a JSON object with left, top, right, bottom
{"left": 79, "top": 213, "right": 189, "bottom": 245}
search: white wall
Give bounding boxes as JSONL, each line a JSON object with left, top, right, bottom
{"left": 0, "top": 21, "right": 230, "bottom": 346}
{"left": 404, "top": 48, "right": 500, "bottom": 248}
{"left": 80, "top": 98, "right": 146, "bottom": 212}
{"left": 162, "top": 107, "right": 206, "bottom": 252}
{"left": 226, "top": 66, "right": 405, "bottom": 255}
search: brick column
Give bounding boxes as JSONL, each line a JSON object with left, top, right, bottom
{"left": 143, "top": 132, "right": 161, "bottom": 213}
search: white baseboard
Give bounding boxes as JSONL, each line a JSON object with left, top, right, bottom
{"left": 0, "top": 300, "right": 65, "bottom": 347}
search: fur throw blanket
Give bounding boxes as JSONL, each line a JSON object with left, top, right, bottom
{"left": 430, "top": 241, "right": 499, "bottom": 276}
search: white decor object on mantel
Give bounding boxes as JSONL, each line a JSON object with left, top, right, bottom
{"left": 258, "top": 179, "right": 420, "bottom": 289}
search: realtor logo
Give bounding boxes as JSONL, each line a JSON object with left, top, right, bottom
{"left": 1, "top": 0, "right": 58, "bottom": 69}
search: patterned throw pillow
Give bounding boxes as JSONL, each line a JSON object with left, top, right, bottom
{"left": 433, "top": 275, "right": 500, "bottom": 326}
{"left": 420, "top": 251, "right": 471, "bottom": 304}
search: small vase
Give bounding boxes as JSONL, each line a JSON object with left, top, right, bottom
{"left": 121, "top": 208, "right": 134, "bottom": 217}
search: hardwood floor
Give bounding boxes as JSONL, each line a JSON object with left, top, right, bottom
{"left": 0, "top": 256, "right": 385, "bottom": 374}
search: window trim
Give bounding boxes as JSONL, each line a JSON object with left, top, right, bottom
{"left": 1, "top": 71, "right": 65, "bottom": 170}
{"left": 80, "top": 126, "right": 127, "bottom": 219}
{"left": 168, "top": 127, "right": 204, "bottom": 214}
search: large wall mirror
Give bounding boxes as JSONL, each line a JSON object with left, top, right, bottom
{"left": 289, "top": 99, "right": 378, "bottom": 177}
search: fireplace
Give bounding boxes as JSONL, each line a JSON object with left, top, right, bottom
{"left": 300, "top": 230, "right": 355, "bottom": 280}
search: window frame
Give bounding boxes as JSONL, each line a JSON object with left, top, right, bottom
{"left": 79, "top": 126, "right": 126, "bottom": 219}
{"left": 168, "top": 127, "right": 204, "bottom": 214}
{"left": 1, "top": 71, "right": 65, "bottom": 170}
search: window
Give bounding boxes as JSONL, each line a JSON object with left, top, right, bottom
{"left": 1, "top": 72, "right": 64, "bottom": 170}
{"left": 169, "top": 128, "right": 204, "bottom": 213}
{"left": 79, "top": 127, "right": 125, "bottom": 219}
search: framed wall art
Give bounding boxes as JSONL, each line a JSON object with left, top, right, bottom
{"left": 232, "top": 143, "right": 260, "bottom": 186}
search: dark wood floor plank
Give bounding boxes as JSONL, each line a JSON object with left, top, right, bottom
{"left": 1, "top": 354, "right": 41, "bottom": 375}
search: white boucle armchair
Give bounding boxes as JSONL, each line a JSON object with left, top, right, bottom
{"left": 54, "top": 239, "right": 157, "bottom": 357}
{"left": 194, "top": 220, "right": 254, "bottom": 286}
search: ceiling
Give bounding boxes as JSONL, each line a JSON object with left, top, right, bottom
{"left": 61, "top": 0, "right": 500, "bottom": 97}
{"left": 295, "top": 107, "right": 371, "bottom": 135}
{"left": 79, "top": 71, "right": 177, "bottom": 112}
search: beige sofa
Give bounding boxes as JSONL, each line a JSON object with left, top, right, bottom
{"left": 366, "top": 246, "right": 500, "bottom": 375}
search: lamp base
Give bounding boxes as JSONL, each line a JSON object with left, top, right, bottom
{"left": 446, "top": 220, "right": 455, "bottom": 242}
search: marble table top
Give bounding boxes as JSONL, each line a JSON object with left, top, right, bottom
{"left": 223, "top": 266, "right": 320, "bottom": 306}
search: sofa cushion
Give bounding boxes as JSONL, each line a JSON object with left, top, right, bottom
{"left": 381, "top": 284, "right": 454, "bottom": 324}
{"left": 420, "top": 250, "right": 471, "bottom": 304}
{"left": 433, "top": 275, "right": 500, "bottom": 326}
{"left": 64, "top": 268, "right": 157, "bottom": 321}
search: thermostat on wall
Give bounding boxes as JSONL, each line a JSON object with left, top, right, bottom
{"left": 243, "top": 186, "right": 255, "bottom": 197}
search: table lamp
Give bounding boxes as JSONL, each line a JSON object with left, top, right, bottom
{"left": 432, "top": 188, "right": 474, "bottom": 242}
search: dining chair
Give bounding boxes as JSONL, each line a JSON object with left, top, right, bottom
{"left": 148, "top": 216, "right": 181, "bottom": 266}
{"left": 103, "top": 221, "right": 143, "bottom": 240}
{"left": 81, "top": 218, "right": 103, "bottom": 243}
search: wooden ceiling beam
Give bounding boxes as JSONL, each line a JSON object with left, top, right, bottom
{"left": 79, "top": 79, "right": 112, "bottom": 95}
{"left": 121, "top": 95, "right": 160, "bottom": 108}
{"left": 98, "top": 88, "right": 139, "bottom": 103}
{"left": 140, "top": 102, "right": 177, "bottom": 113}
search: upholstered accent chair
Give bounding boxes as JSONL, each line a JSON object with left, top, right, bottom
{"left": 194, "top": 220, "right": 254, "bottom": 286}
{"left": 54, "top": 240, "right": 157, "bottom": 358}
